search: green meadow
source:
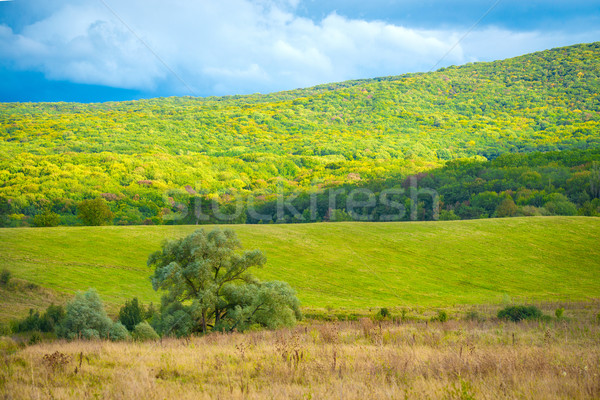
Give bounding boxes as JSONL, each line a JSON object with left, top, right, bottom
{"left": 1, "top": 217, "right": 599, "bottom": 320}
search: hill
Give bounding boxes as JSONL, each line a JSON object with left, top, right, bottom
{"left": 1, "top": 42, "right": 599, "bottom": 226}
{"left": 1, "top": 217, "right": 599, "bottom": 321}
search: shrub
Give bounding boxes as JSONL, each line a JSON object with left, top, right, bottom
{"left": 132, "top": 321, "right": 160, "bottom": 341}
{"left": 145, "top": 302, "right": 158, "bottom": 321}
{"left": 40, "top": 304, "right": 65, "bottom": 332}
{"left": 497, "top": 305, "right": 543, "bottom": 322}
{"left": 14, "top": 309, "right": 42, "bottom": 333}
{"left": 13, "top": 304, "right": 65, "bottom": 333}
{"left": 434, "top": 310, "right": 448, "bottom": 322}
{"left": 379, "top": 308, "right": 390, "bottom": 319}
{"left": 57, "top": 289, "right": 113, "bottom": 340}
{"left": 118, "top": 298, "right": 145, "bottom": 331}
{"left": 33, "top": 210, "right": 60, "bottom": 227}
{"left": 108, "top": 322, "right": 131, "bottom": 341}
{"left": 0, "top": 268, "right": 11, "bottom": 285}
{"left": 555, "top": 307, "right": 564, "bottom": 319}
{"left": 28, "top": 331, "right": 42, "bottom": 345}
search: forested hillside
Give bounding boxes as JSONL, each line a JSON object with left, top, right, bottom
{"left": 1, "top": 42, "right": 599, "bottom": 226}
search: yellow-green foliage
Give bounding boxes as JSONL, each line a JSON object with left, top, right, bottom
{"left": 1, "top": 43, "right": 599, "bottom": 225}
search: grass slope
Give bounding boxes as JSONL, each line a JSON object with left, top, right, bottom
{"left": 1, "top": 217, "right": 599, "bottom": 317}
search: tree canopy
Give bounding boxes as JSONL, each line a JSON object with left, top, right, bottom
{"left": 148, "top": 228, "right": 301, "bottom": 334}
{"left": 1, "top": 42, "right": 599, "bottom": 226}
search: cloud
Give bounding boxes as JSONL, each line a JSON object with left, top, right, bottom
{"left": 0, "top": 2, "right": 165, "bottom": 89}
{"left": 1, "top": 0, "right": 598, "bottom": 97}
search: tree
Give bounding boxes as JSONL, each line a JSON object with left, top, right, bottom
{"left": 148, "top": 228, "right": 301, "bottom": 334}
{"left": 544, "top": 193, "right": 577, "bottom": 215}
{"left": 77, "top": 198, "right": 113, "bottom": 226}
{"left": 495, "top": 197, "right": 518, "bottom": 217}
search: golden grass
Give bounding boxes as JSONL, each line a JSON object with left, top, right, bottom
{"left": 2, "top": 305, "right": 600, "bottom": 399}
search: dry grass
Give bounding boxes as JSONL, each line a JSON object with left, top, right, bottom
{"left": 0, "top": 279, "right": 67, "bottom": 323}
{"left": 2, "top": 307, "right": 600, "bottom": 400}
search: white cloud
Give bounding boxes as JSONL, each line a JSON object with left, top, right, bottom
{"left": 1, "top": 0, "right": 598, "bottom": 96}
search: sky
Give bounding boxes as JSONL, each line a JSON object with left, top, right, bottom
{"left": 0, "top": 0, "right": 599, "bottom": 102}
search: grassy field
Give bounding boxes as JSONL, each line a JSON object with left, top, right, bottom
{"left": 2, "top": 303, "right": 599, "bottom": 399}
{"left": 1, "top": 217, "right": 600, "bottom": 320}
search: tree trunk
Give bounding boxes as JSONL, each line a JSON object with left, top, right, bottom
{"left": 201, "top": 309, "right": 207, "bottom": 334}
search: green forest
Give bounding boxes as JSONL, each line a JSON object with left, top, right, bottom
{"left": 1, "top": 42, "right": 599, "bottom": 226}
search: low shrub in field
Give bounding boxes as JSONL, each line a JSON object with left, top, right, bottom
{"left": 109, "top": 322, "right": 131, "bottom": 341}
{"left": 28, "top": 331, "right": 42, "bottom": 345}
{"left": 0, "top": 268, "right": 11, "bottom": 285}
{"left": 132, "top": 321, "right": 159, "bottom": 341}
{"left": 555, "top": 307, "right": 564, "bottom": 319}
{"left": 438, "top": 310, "right": 448, "bottom": 322}
{"left": 497, "top": 305, "right": 543, "bottom": 322}
{"left": 432, "top": 310, "right": 448, "bottom": 322}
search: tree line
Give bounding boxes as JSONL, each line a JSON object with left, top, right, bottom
{"left": 2, "top": 147, "right": 598, "bottom": 227}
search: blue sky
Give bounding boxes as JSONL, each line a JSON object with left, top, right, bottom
{"left": 1, "top": 0, "right": 599, "bottom": 102}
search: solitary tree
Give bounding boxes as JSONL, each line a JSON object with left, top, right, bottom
{"left": 77, "top": 198, "right": 113, "bottom": 226}
{"left": 148, "top": 228, "right": 301, "bottom": 334}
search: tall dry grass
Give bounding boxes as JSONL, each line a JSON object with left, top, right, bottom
{"left": 1, "top": 310, "right": 600, "bottom": 399}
